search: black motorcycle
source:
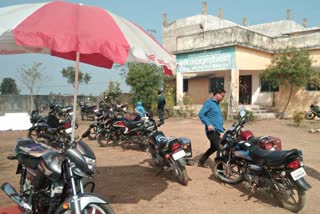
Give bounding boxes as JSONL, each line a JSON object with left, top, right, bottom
{"left": 146, "top": 122, "right": 192, "bottom": 186}
{"left": 305, "top": 103, "right": 320, "bottom": 120}
{"left": 96, "top": 111, "right": 154, "bottom": 149}
{"left": 80, "top": 102, "right": 97, "bottom": 121}
{"left": 28, "top": 114, "right": 73, "bottom": 144}
{"left": 213, "top": 108, "right": 311, "bottom": 212}
{"left": 1, "top": 132, "right": 114, "bottom": 214}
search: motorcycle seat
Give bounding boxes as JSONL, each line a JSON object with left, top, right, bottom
{"left": 249, "top": 146, "right": 299, "bottom": 167}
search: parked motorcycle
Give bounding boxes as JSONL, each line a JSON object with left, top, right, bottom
{"left": 80, "top": 101, "right": 97, "bottom": 121}
{"left": 213, "top": 109, "right": 311, "bottom": 212}
{"left": 28, "top": 114, "right": 73, "bottom": 143}
{"left": 224, "top": 116, "right": 282, "bottom": 151}
{"left": 1, "top": 132, "right": 114, "bottom": 214}
{"left": 96, "top": 112, "right": 155, "bottom": 149}
{"left": 305, "top": 103, "right": 320, "bottom": 120}
{"left": 145, "top": 121, "right": 193, "bottom": 186}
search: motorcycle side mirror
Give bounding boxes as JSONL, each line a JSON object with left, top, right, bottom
{"left": 239, "top": 109, "right": 246, "bottom": 118}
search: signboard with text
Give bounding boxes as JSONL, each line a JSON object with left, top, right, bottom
{"left": 176, "top": 47, "right": 236, "bottom": 73}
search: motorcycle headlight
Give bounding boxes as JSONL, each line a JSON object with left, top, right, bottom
{"left": 84, "top": 156, "right": 96, "bottom": 173}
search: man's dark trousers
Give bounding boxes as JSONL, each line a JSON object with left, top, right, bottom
{"left": 199, "top": 130, "right": 221, "bottom": 164}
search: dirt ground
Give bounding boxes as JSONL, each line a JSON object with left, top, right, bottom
{"left": 0, "top": 118, "right": 320, "bottom": 214}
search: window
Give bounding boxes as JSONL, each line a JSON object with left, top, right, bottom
{"left": 306, "top": 83, "right": 320, "bottom": 91}
{"left": 260, "top": 80, "right": 279, "bottom": 92}
{"left": 209, "top": 77, "right": 224, "bottom": 93}
{"left": 183, "top": 79, "right": 188, "bottom": 92}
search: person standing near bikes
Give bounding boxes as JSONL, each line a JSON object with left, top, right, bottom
{"left": 157, "top": 90, "right": 166, "bottom": 125}
{"left": 198, "top": 88, "right": 226, "bottom": 167}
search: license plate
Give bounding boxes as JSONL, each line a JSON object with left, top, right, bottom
{"left": 290, "top": 167, "right": 306, "bottom": 181}
{"left": 65, "top": 127, "right": 72, "bottom": 134}
{"left": 172, "top": 150, "right": 186, "bottom": 160}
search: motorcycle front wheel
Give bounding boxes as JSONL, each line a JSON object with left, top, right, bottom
{"left": 55, "top": 203, "right": 114, "bottom": 214}
{"left": 273, "top": 182, "right": 306, "bottom": 212}
{"left": 213, "top": 160, "right": 243, "bottom": 184}
{"left": 305, "top": 111, "right": 315, "bottom": 120}
{"left": 97, "top": 131, "right": 117, "bottom": 147}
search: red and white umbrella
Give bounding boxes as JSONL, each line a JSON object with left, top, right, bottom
{"left": 0, "top": 1, "right": 176, "bottom": 140}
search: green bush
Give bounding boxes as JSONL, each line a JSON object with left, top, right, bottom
{"left": 292, "top": 110, "right": 304, "bottom": 126}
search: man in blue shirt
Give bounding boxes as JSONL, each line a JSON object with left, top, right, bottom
{"left": 198, "top": 88, "right": 226, "bottom": 167}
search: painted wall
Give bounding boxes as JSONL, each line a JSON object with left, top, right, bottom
{"left": 275, "top": 86, "right": 320, "bottom": 114}
{"left": 236, "top": 46, "right": 272, "bottom": 70}
{"left": 187, "top": 77, "right": 211, "bottom": 104}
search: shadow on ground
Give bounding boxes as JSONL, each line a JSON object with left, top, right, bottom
{"left": 93, "top": 164, "right": 169, "bottom": 204}
{"left": 305, "top": 165, "right": 320, "bottom": 181}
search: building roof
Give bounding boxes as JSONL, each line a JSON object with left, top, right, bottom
{"left": 165, "top": 14, "right": 239, "bottom": 32}
{"left": 247, "top": 20, "right": 306, "bottom": 37}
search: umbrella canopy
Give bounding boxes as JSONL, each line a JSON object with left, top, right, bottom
{"left": 0, "top": 1, "right": 176, "bottom": 140}
{"left": 0, "top": 1, "right": 176, "bottom": 74}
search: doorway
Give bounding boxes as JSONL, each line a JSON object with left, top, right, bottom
{"left": 239, "top": 75, "right": 252, "bottom": 105}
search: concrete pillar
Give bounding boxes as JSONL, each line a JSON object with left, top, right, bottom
{"left": 242, "top": 17, "right": 248, "bottom": 26}
{"left": 162, "top": 13, "right": 168, "bottom": 27}
{"left": 287, "top": 9, "right": 291, "bottom": 20}
{"left": 218, "top": 8, "right": 223, "bottom": 19}
{"left": 202, "top": 1, "right": 207, "bottom": 15}
{"left": 303, "top": 18, "right": 307, "bottom": 27}
{"left": 176, "top": 72, "right": 184, "bottom": 105}
{"left": 227, "top": 69, "right": 239, "bottom": 120}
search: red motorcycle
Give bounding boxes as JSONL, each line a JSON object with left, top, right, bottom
{"left": 238, "top": 130, "right": 282, "bottom": 151}
{"left": 221, "top": 116, "right": 282, "bottom": 151}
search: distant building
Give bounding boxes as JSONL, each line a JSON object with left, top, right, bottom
{"left": 162, "top": 2, "right": 320, "bottom": 114}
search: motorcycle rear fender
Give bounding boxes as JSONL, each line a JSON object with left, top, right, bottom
{"left": 55, "top": 193, "right": 109, "bottom": 213}
{"left": 295, "top": 177, "right": 312, "bottom": 191}
{"left": 175, "top": 157, "right": 186, "bottom": 167}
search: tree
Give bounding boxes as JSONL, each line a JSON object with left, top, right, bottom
{"left": 260, "top": 49, "right": 320, "bottom": 118}
{"left": 18, "top": 62, "right": 46, "bottom": 111}
{"left": 0, "top": 78, "right": 20, "bottom": 95}
{"left": 126, "top": 63, "right": 163, "bottom": 110}
{"left": 103, "top": 81, "right": 122, "bottom": 103}
{"left": 61, "top": 66, "right": 91, "bottom": 88}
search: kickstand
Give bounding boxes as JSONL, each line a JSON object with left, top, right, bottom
{"left": 248, "top": 184, "right": 257, "bottom": 200}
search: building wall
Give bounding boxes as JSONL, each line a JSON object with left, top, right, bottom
{"left": 187, "top": 77, "right": 211, "bottom": 104}
{"left": 275, "top": 86, "right": 320, "bottom": 114}
{"left": 236, "top": 46, "right": 272, "bottom": 70}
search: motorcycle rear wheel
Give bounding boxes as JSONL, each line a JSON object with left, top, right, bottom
{"left": 305, "top": 111, "right": 315, "bottom": 120}
{"left": 97, "top": 132, "right": 117, "bottom": 147}
{"left": 172, "top": 165, "right": 189, "bottom": 186}
{"left": 273, "top": 183, "right": 306, "bottom": 212}
{"left": 56, "top": 203, "right": 114, "bottom": 214}
{"left": 213, "top": 160, "right": 243, "bottom": 184}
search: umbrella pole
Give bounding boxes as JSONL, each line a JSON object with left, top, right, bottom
{"left": 71, "top": 52, "right": 80, "bottom": 142}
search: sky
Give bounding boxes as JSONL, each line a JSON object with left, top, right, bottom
{"left": 0, "top": 0, "right": 319, "bottom": 96}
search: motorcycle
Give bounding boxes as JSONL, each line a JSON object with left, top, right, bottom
{"left": 224, "top": 116, "right": 282, "bottom": 151}
{"left": 305, "top": 103, "right": 320, "bottom": 120}
{"left": 213, "top": 108, "right": 311, "bottom": 212}
{"left": 1, "top": 132, "right": 114, "bottom": 214}
{"left": 80, "top": 102, "right": 97, "bottom": 121}
{"left": 96, "top": 112, "right": 155, "bottom": 149}
{"left": 145, "top": 120, "right": 193, "bottom": 186}
{"left": 28, "top": 114, "right": 73, "bottom": 143}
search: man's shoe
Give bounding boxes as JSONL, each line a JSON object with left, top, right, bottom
{"left": 197, "top": 162, "right": 209, "bottom": 168}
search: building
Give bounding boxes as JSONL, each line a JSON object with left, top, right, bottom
{"left": 162, "top": 2, "right": 320, "bottom": 115}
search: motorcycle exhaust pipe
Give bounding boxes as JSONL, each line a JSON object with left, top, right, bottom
{"left": 1, "top": 182, "right": 32, "bottom": 211}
